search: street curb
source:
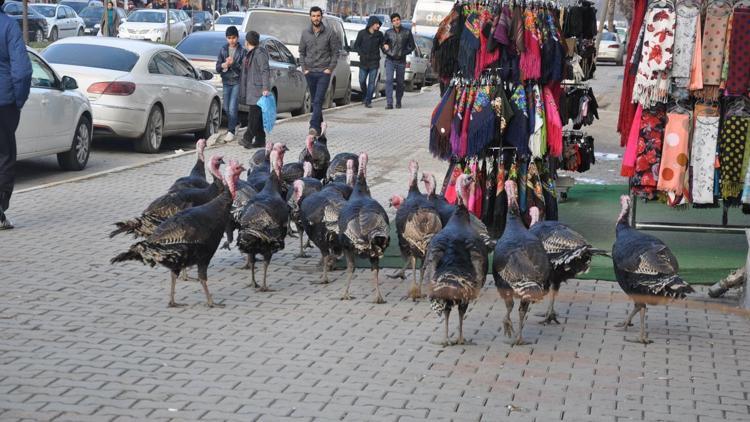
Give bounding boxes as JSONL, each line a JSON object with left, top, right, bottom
{"left": 16, "top": 93, "right": 417, "bottom": 195}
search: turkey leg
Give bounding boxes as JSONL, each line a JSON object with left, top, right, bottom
{"left": 615, "top": 303, "right": 641, "bottom": 329}
{"left": 440, "top": 306, "right": 452, "bottom": 347}
{"left": 539, "top": 288, "right": 560, "bottom": 325}
{"left": 512, "top": 301, "right": 531, "bottom": 346}
{"left": 258, "top": 256, "right": 275, "bottom": 292}
{"left": 245, "top": 255, "right": 258, "bottom": 288}
{"left": 500, "top": 290, "right": 515, "bottom": 339}
{"left": 340, "top": 252, "right": 355, "bottom": 300}
{"left": 198, "top": 265, "right": 224, "bottom": 308}
{"left": 168, "top": 272, "right": 187, "bottom": 308}
{"left": 312, "top": 254, "right": 330, "bottom": 284}
{"left": 387, "top": 260, "right": 408, "bottom": 280}
{"left": 372, "top": 262, "right": 386, "bottom": 304}
{"left": 295, "top": 233, "right": 310, "bottom": 258}
{"left": 407, "top": 257, "right": 420, "bottom": 301}
{"left": 625, "top": 306, "right": 653, "bottom": 345}
{"left": 453, "top": 303, "right": 473, "bottom": 345}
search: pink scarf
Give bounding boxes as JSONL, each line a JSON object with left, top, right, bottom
{"left": 543, "top": 86, "right": 563, "bottom": 158}
{"left": 621, "top": 105, "right": 643, "bottom": 177}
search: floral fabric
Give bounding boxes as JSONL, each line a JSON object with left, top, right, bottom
{"left": 631, "top": 105, "right": 667, "bottom": 199}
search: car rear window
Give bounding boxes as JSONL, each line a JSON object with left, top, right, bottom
{"left": 176, "top": 34, "right": 231, "bottom": 57}
{"left": 216, "top": 15, "right": 242, "bottom": 25}
{"left": 601, "top": 32, "right": 617, "bottom": 42}
{"left": 246, "top": 11, "right": 309, "bottom": 45}
{"left": 42, "top": 44, "right": 139, "bottom": 72}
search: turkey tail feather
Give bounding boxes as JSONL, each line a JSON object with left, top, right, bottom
{"left": 110, "top": 250, "right": 142, "bottom": 264}
{"left": 109, "top": 219, "right": 142, "bottom": 238}
{"left": 589, "top": 248, "right": 612, "bottom": 258}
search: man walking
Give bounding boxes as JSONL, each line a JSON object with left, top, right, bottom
{"left": 382, "top": 13, "right": 414, "bottom": 110}
{"left": 298, "top": 6, "right": 339, "bottom": 136}
{"left": 0, "top": 0, "right": 33, "bottom": 229}
{"left": 352, "top": 15, "right": 383, "bottom": 108}
{"left": 216, "top": 25, "right": 244, "bottom": 142}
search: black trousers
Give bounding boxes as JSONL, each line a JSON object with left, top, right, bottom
{"left": 0, "top": 105, "right": 20, "bottom": 212}
{"left": 243, "top": 104, "right": 266, "bottom": 146}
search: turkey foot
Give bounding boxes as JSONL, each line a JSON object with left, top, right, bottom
{"left": 387, "top": 270, "right": 406, "bottom": 280}
{"left": 373, "top": 295, "right": 386, "bottom": 304}
{"left": 168, "top": 301, "right": 188, "bottom": 308}
{"left": 207, "top": 300, "right": 226, "bottom": 308}
{"left": 451, "top": 338, "right": 475, "bottom": 346}
{"left": 295, "top": 235, "right": 310, "bottom": 258}
{"left": 256, "top": 286, "right": 276, "bottom": 292}
{"left": 625, "top": 336, "right": 653, "bottom": 345}
{"left": 340, "top": 293, "right": 354, "bottom": 300}
{"left": 502, "top": 318, "right": 514, "bottom": 338}
{"left": 220, "top": 240, "right": 232, "bottom": 250}
{"left": 615, "top": 321, "right": 634, "bottom": 329}
{"left": 539, "top": 311, "right": 560, "bottom": 325}
{"left": 310, "top": 278, "right": 330, "bottom": 285}
{"left": 372, "top": 268, "right": 386, "bottom": 304}
{"left": 508, "top": 336, "right": 530, "bottom": 346}
{"left": 624, "top": 307, "right": 651, "bottom": 345}
{"left": 407, "top": 283, "right": 425, "bottom": 301}
{"left": 616, "top": 305, "right": 641, "bottom": 330}
{"left": 294, "top": 252, "right": 311, "bottom": 258}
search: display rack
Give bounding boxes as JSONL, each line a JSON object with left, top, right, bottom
{"left": 628, "top": 193, "right": 750, "bottom": 234}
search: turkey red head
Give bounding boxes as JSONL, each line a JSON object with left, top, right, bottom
{"left": 358, "top": 153, "right": 368, "bottom": 179}
{"left": 292, "top": 180, "right": 305, "bottom": 205}
{"left": 303, "top": 161, "right": 313, "bottom": 178}
{"left": 529, "top": 206, "right": 540, "bottom": 227}
{"left": 346, "top": 159, "right": 355, "bottom": 186}
{"left": 389, "top": 194, "right": 404, "bottom": 209}
{"left": 504, "top": 180, "right": 518, "bottom": 210}
{"left": 618, "top": 195, "right": 632, "bottom": 225}
{"left": 269, "top": 149, "right": 283, "bottom": 178}
{"left": 408, "top": 160, "right": 419, "bottom": 187}
{"left": 209, "top": 155, "right": 225, "bottom": 180}
{"left": 421, "top": 172, "right": 436, "bottom": 195}
{"left": 305, "top": 134, "right": 315, "bottom": 156}
{"left": 196, "top": 138, "right": 207, "bottom": 161}
{"left": 225, "top": 159, "right": 244, "bottom": 199}
{"left": 456, "top": 174, "right": 472, "bottom": 207}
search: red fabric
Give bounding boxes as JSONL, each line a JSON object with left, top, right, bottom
{"left": 444, "top": 166, "right": 462, "bottom": 204}
{"left": 543, "top": 86, "right": 563, "bottom": 158}
{"left": 617, "top": 0, "right": 648, "bottom": 147}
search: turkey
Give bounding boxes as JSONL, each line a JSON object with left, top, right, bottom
{"left": 247, "top": 141, "right": 273, "bottom": 174}
{"left": 109, "top": 155, "right": 224, "bottom": 239}
{"left": 168, "top": 138, "right": 209, "bottom": 192}
{"left": 281, "top": 161, "right": 305, "bottom": 186}
{"left": 338, "top": 153, "right": 390, "bottom": 303}
{"left": 237, "top": 148, "right": 290, "bottom": 292}
{"left": 221, "top": 174, "right": 259, "bottom": 250}
{"left": 298, "top": 133, "right": 330, "bottom": 179}
{"left": 390, "top": 160, "right": 442, "bottom": 301}
{"left": 424, "top": 174, "right": 488, "bottom": 346}
{"left": 326, "top": 152, "right": 359, "bottom": 183}
{"left": 529, "top": 209, "right": 609, "bottom": 325}
{"left": 299, "top": 159, "right": 356, "bottom": 284}
{"left": 613, "top": 195, "right": 694, "bottom": 344}
{"left": 247, "top": 143, "right": 290, "bottom": 198}
{"left": 421, "top": 172, "right": 495, "bottom": 249}
{"left": 287, "top": 161, "right": 324, "bottom": 258}
{"left": 492, "top": 181, "right": 549, "bottom": 346}
{"left": 111, "top": 159, "right": 244, "bottom": 308}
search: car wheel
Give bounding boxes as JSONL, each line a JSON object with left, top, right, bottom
{"left": 49, "top": 27, "right": 58, "bottom": 42}
{"left": 336, "top": 80, "right": 352, "bottom": 106}
{"left": 196, "top": 99, "right": 221, "bottom": 139}
{"left": 291, "top": 88, "right": 311, "bottom": 116}
{"left": 57, "top": 115, "right": 91, "bottom": 171}
{"left": 135, "top": 106, "right": 164, "bottom": 153}
{"left": 77, "top": 27, "right": 84, "bottom": 37}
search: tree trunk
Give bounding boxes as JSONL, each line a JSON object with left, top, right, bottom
{"left": 606, "top": 0, "right": 616, "bottom": 34}
{"left": 22, "top": 0, "right": 29, "bottom": 44}
{"left": 594, "top": 0, "right": 611, "bottom": 52}
{"left": 166, "top": 1, "right": 170, "bottom": 44}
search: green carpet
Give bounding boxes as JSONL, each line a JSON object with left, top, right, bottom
{"left": 349, "top": 185, "right": 749, "bottom": 284}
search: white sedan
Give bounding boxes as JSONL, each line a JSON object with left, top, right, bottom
{"left": 18, "top": 48, "right": 92, "bottom": 171}
{"left": 42, "top": 37, "right": 221, "bottom": 154}
{"left": 30, "top": 3, "right": 85, "bottom": 41}
{"left": 212, "top": 12, "right": 244, "bottom": 33}
{"left": 117, "top": 9, "right": 187, "bottom": 44}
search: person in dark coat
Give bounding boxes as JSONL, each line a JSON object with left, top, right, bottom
{"left": 353, "top": 16, "right": 383, "bottom": 108}
{"left": 0, "top": 0, "right": 32, "bottom": 229}
{"left": 100, "top": 0, "right": 122, "bottom": 37}
{"left": 239, "top": 30, "right": 271, "bottom": 148}
{"left": 382, "top": 13, "right": 415, "bottom": 109}
{"left": 216, "top": 25, "right": 245, "bottom": 142}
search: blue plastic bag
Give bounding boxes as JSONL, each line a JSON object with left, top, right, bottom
{"left": 257, "top": 94, "right": 277, "bottom": 134}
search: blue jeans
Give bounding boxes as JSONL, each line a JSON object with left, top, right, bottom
{"left": 305, "top": 72, "right": 331, "bottom": 134}
{"left": 359, "top": 67, "right": 378, "bottom": 105}
{"left": 385, "top": 59, "right": 405, "bottom": 106}
{"left": 222, "top": 83, "right": 240, "bottom": 134}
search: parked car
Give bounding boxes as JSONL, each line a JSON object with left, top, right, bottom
{"left": 240, "top": 8, "right": 351, "bottom": 107}
{"left": 596, "top": 31, "right": 625, "bottom": 65}
{"left": 1, "top": 1, "right": 49, "bottom": 42}
{"left": 176, "top": 31, "right": 311, "bottom": 116}
{"left": 188, "top": 10, "right": 213, "bottom": 32}
{"left": 212, "top": 11, "right": 243, "bottom": 33}
{"left": 117, "top": 9, "right": 188, "bottom": 43}
{"left": 30, "top": 3, "right": 85, "bottom": 41}
{"left": 414, "top": 33, "right": 436, "bottom": 84}
{"left": 42, "top": 37, "right": 221, "bottom": 153}
{"left": 60, "top": 0, "right": 97, "bottom": 15}
{"left": 343, "top": 22, "right": 385, "bottom": 96}
{"left": 176, "top": 9, "right": 193, "bottom": 34}
{"left": 404, "top": 40, "right": 429, "bottom": 91}
{"left": 18, "top": 48, "right": 92, "bottom": 171}
{"left": 79, "top": 5, "right": 127, "bottom": 36}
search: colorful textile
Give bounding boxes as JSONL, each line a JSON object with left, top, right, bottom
{"left": 519, "top": 10, "right": 541, "bottom": 81}
{"left": 543, "top": 86, "right": 563, "bottom": 158}
{"left": 632, "top": 5, "right": 676, "bottom": 108}
{"left": 617, "top": 0, "right": 647, "bottom": 147}
{"left": 688, "top": 14, "right": 703, "bottom": 91}
{"left": 656, "top": 112, "right": 691, "bottom": 200}
{"left": 671, "top": 2, "right": 700, "bottom": 88}
{"left": 699, "top": 1, "right": 731, "bottom": 100}
{"left": 529, "top": 84, "right": 546, "bottom": 158}
{"left": 726, "top": 8, "right": 750, "bottom": 96}
{"left": 690, "top": 104, "right": 721, "bottom": 204}
{"left": 430, "top": 86, "right": 456, "bottom": 159}
{"left": 505, "top": 84, "right": 530, "bottom": 156}
{"left": 742, "top": 122, "right": 750, "bottom": 205}
{"left": 467, "top": 85, "right": 496, "bottom": 156}
{"left": 621, "top": 105, "right": 643, "bottom": 177}
{"left": 631, "top": 105, "right": 667, "bottom": 199}
{"left": 719, "top": 116, "right": 750, "bottom": 200}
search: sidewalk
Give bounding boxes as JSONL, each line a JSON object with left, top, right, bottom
{"left": 0, "top": 91, "right": 748, "bottom": 422}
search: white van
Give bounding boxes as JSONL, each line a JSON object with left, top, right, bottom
{"left": 241, "top": 8, "right": 352, "bottom": 107}
{"left": 412, "top": 0, "right": 455, "bottom": 37}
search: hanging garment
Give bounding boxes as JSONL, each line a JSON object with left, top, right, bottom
{"left": 529, "top": 84, "right": 546, "bottom": 159}
{"left": 631, "top": 105, "right": 667, "bottom": 199}
{"left": 475, "top": 9, "right": 500, "bottom": 78}
{"left": 720, "top": 9, "right": 733, "bottom": 88}
{"left": 543, "top": 86, "right": 563, "bottom": 158}
{"left": 491, "top": 84, "right": 513, "bottom": 135}
{"left": 444, "top": 165, "right": 463, "bottom": 204}
{"left": 459, "top": 10, "right": 482, "bottom": 78}
{"left": 719, "top": 116, "right": 750, "bottom": 201}
{"left": 671, "top": 2, "right": 700, "bottom": 89}
{"left": 493, "top": 5, "right": 512, "bottom": 47}
{"left": 482, "top": 158, "right": 495, "bottom": 226}
{"left": 430, "top": 86, "right": 456, "bottom": 160}
{"left": 451, "top": 86, "right": 469, "bottom": 157}
{"left": 506, "top": 85, "right": 530, "bottom": 156}
{"left": 632, "top": 4, "right": 676, "bottom": 108}
{"left": 459, "top": 84, "right": 478, "bottom": 158}
{"left": 526, "top": 161, "right": 546, "bottom": 220}
{"left": 742, "top": 122, "right": 750, "bottom": 206}
{"left": 657, "top": 111, "right": 692, "bottom": 203}
{"left": 621, "top": 105, "right": 643, "bottom": 177}
{"left": 617, "top": 0, "right": 648, "bottom": 148}
{"left": 699, "top": 1, "right": 732, "bottom": 100}
{"left": 688, "top": 14, "right": 703, "bottom": 92}
{"left": 519, "top": 9, "right": 541, "bottom": 81}
{"left": 433, "top": 6, "right": 462, "bottom": 79}
{"left": 491, "top": 161, "right": 507, "bottom": 239}
{"left": 473, "top": 160, "right": 484, "bottom": 218}
{"left": 690, "top": 104, "right": 721, "bottom": 204}
{"left": 726, "top": 8, "right": 750, "bottom": 96}
{"left": 511, "top": 5, "right": 525, "bottom": 54}
{"left": 467, "top": 85, "right": 496, "bottom": 157}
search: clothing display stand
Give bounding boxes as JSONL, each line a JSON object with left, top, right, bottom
{"left": 628, "top": 194, "right": 750, "bottom": 234}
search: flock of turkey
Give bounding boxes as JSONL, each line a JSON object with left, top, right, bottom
{"left": 110, "top": 126, "right": 695, "bottom": 347}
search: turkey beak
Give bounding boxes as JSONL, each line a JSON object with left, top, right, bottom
{"left": 218, "top": 157, "right": 226, "bottom": 165}
{"left": 283, "top": 145, "right": 290, "bottom": 152}
{"left": 388, "top": 199, "right": 393, "bottom": 208}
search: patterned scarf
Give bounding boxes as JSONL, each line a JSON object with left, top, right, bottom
{"left": 719, "top": 116, "right": 750, "bottom": 201}
{"left": 621, "top": 105, "right": 643, "bottom": 177}
{"left": 671, "top": 2, "right": 700, "bottom": 88}
{"left": 632, "top": 5, "right": 676, "bottom": 108}
{"left": 506, "top": 84, "right": 530, "bottom": 156}
{"left": 520, "top": 10, "right": 541, "bottom": 81}
{"left": 688, "top": 14, "right": 703, "bottom": 91}
{"left": 529, "top": 84, "right": 546, "bottom": 159}
{"left": 657, "top": 112, "right": 691, "bottom": 203}
{"left": 699, "top": 1, "right": 732, "bottom": 100}
{"left": 467, "top": 85, "right": 496, "bottom": 157}
{"left": 631, "top": 104, "right": 667, "bottom": 199}
{"left": 617, "top": 0, "right": 648, "bottom": 147}
{"left": 690, "top": 104, "right": 721, "bottom": 204}
{"left": 543, "top": 86, "right": 563, "bottom": 158}
{"left": 726, "top": 8, "right": 750, "bottom": 96}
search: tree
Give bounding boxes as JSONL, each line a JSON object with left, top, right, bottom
{"left": 22, "top": 0, "right": 28, "bottom": 44}
{"left": 618, "top": 0, "right": 633, "bottom": 24}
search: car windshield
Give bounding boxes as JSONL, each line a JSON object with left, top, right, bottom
{"left": 127, "top": 10, "right": 166, "bottom": 23}
{"left": 79, "top": 6, "right": 103, "bottom": 19}
{"left": 42, "top": 44, "right": 139, "bottom": 72}
{"left": 216, "top": 15, "right": 242, "bottom": 25}
{"left": 246, "top": 11, "right": 309, "bottom": 45}
{"left": 60, "top": 1, "right": 87, "bottom": 14}
{"left": 177, "top": 34, "right": 231, "bottom": 57}
{"left": 3, "top": 2, "right": 43, "bottom": 18}
{"left": 193, "top": 13, "right": 207, "bottom": 22}
{"left": 601, "top": 32, "right": 617, "bottom": 41}
{"left": 30, "top": 5, "right": 56, "bottom": 18}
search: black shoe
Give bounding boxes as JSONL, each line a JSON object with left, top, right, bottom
{"left": 239, "top": 137, "right": 253, "bottom": 149}
{"left": 396, "top": 103, "right": 402, "bottom": 109}
{"left": 0, "top": 208, "right": 13, "bottom": 230}
{"left": 385, "top": 105, "right": 393, "bottom": 110}
{"left": 365, "top": 103, "right": 372, "bottom": 108}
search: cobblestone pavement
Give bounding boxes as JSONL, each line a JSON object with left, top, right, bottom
{"left": 1, "top": 91, "right": 749, "bottom": 422}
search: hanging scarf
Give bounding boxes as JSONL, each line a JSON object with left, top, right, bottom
{"left": 467, "top": 85, "right": 496, "bottom": 156}
{"left": 621, "top": 105, "right": 643, "bottom": 177}
{"left": 459, "top": 10, "right": 481, "bottom": 77}
{"left": 475, "top": 10, "right": 500, "bottom": 77}
{"left": 493, "top": 5, "right": 512, "bottom": 46}
{"left": 519, "top": 10, "right": 541, "bottom": 81}
{"left": 656, "top": 112, "right": 691, "bottom": 204}
{"left": 631, "top": 104, "right": 667, "bottom": 199}
{"left": 690, "top": 104, "right": 721, "bottom": 204}
{"left": 491, "top": 85, "right": 513, "bottom": 135}
{"left": 451, "top": 86, "right": 468, "bottom": 156}
{"left": 506, "top": 84, "right": 530, "bottom": 156}
{"left": 742, "top": 122, "right": 750, "bottom": 206}
{"left": 459, "top": 84, "right": 478, "bottom": 158}
{"left": 434, "top": 7, "right": 462, "bottom": 79}
{"left": 699, "top": 1, "right": 732, "bottom": 101}
{"left": 688, "top": 14, "right": 703, "bottom": 92}
{"left": 444, "top": 165, "right": 463, "bottom": 204}
{"left": 525, "top": 161, "right": 546, "bottom": 220}
{"left": 430, "top": 86, "right": 456, "bottom": 160}
{"left": 719, "top": 116, "right": 750, "bottom": 201}
{"left": 543, "top": 86, "right": 562, "bottom": 158}
{"left": 632, "top": 5, "right": 676, "bottom": 108}
{"left": 529, "top": 84, "right": 546, "bottom": 159}
{"left": 511, "top": 5, "right": 525, "bottom": 54}
{"left": 720, "top": 11, "right": 733, "bottom": 88}
{"left": 725, "top": 8, "right": 750, "bottom": 96}
{"left": 671, "top": 2, "right": 700, "bottom": 88}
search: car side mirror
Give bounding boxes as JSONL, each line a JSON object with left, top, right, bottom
{"left": 200, "top": 69, "right": 213, "bottom": 81}
{"left": 61, "top": 75, "right": 78, "bottom": 91}
{"left": 295, "top": 57, "right": 301, "bottom": 66}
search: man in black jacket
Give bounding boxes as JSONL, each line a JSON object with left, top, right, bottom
{"left": 352, "top": 16, "right": 383, "bottom": 108}
{"left": 216, "top": 25, "right": 244, "bottom": 142}
{"left": 382, "top": 13, "right": 415, "bottom": 109}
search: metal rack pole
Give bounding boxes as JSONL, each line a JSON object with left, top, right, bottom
{"left": 629, "top": 193, "right": 750, "bottom": 235}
